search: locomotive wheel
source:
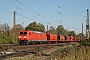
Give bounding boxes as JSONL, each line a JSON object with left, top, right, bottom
{"left": 24, "top": 42, "right": 27, "bottom": 45}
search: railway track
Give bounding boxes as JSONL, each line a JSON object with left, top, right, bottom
{"left": 0, "top": 43, "right": 71, "bottom": 60}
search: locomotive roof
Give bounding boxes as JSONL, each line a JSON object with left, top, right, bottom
{"left": 32, "top": 31, "right": 44, "bottom": 34}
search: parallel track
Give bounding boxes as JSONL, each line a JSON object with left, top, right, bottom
{"left": 0, "top": 43, "right": 70, "bottom": 60}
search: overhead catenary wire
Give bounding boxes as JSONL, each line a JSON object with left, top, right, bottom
{"left": 0, "top": 7, "right": 47, "bottom": 28}
{"left": 5, "top": 0, "right": 35, "bottom": 18}
{"left": 0, "top": 9, "right": 39, "bottom": 26}
{"left": 8, "top": 0, "right": 23, "bottom": 15}
{"left": 15, "top": 0, "right": 48, "bottom": 21}
{"left": 4, "top": 0, "right": 44, "bottom": 25}
{"left": 31, "top": 0, "right": 57, "bottom": 25}
{"left": 0, "top": 0, "right": 87, "bottom": 29}
{"left": 50, "top": 0, "right": 60, "bottom": 9}
{"left": 15, "top": 0, "right": 50, "bottom": 26}
{"left": 49, "top": 0, "right": 86, "bottom": 24}
{"left": 32, "top": 0, "right": 52, "bottom": 17}
{"left": 0, "top": 8, "right": 33, "bottom": 20}
{"left": 0, "top": 16, "right": 13, "bottom": 21}
{"left": 64, "top": 0, "right": 84, "bottom": 20}
{"left": 72, "top": 0, "right": 80, "bottom": 12}
{"left": 60, "top": 10, "right": 86, "bottom": 21}
{"left": 71, "top": 0, "right": 83, "bottom": 19}
{"left": 64, "top": 0, "right": 76, "bottom": 12}
{"left": 16, "top": 13, "right": 33, "bottom": 20}
{"left": 50, "top": 0, "right": 61, "bottom": 14}
{"left": 0, "top": 9, "right": 12, "bottom": 14}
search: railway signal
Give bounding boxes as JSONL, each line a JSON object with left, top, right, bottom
{"left": 86, "top": 9, "right": 89, "bottom": 43}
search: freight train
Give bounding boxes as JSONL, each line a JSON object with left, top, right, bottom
{"left": 18, "top": 30, "right": 86, "bottom": 44}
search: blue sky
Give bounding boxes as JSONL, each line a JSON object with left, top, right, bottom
{"left": 0, "top": 0, "right": 90, "bottom": 35}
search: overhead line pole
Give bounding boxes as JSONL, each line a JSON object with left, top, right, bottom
{"left": 82, "top": 23, "right": 83, "bottom": 41}
{"left": 13, "top": 11, "right": 16, "bottom": 43}
{"left": 82, "top": 23, "right": 83, "bottom": 34}
{"left": 13, "top": 11, "right": 16, "bottom": 29}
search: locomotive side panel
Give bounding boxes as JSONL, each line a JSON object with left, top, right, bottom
{"left": 31, "top": 32, "right": 47, "bottom": 41}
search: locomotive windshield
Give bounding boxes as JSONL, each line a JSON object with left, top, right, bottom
{"left": 20, "top": 32, "right": 27, "bottom": 34}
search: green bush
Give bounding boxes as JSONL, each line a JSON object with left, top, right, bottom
{"left": 0, "top": 33, "right": 15, "bottom": 44}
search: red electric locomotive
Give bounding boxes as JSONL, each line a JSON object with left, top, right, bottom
{"left": 18, "top": 30, "right": 47, "bottom": 44}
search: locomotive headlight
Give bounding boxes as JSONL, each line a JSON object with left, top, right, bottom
{"left": 19, "top": 36, "right": 21, "bottom": 38}
{"left": 24, "top": 36, "right": 26, "bottom": 38}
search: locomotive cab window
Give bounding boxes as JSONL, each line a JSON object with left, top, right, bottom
{"left": 29, "top": 33, "right": 31, "bottom": 35}
{"left": 20, "top": 32, "right": 27, "bottom": 34}
{"left": 20, "top": 32, "right": 23, "bottom": 34}
{"left": 24, "top": 32, "right": 27, "bottom": 34}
